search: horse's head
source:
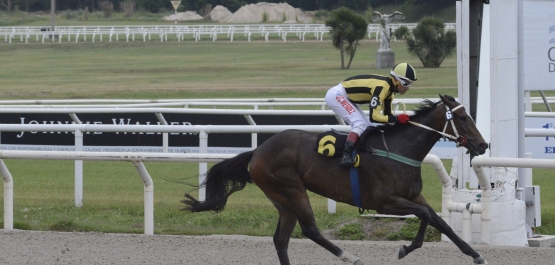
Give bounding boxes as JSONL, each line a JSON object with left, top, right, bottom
{"left": 439, "top": 94, "right": 488, "bottom": 156}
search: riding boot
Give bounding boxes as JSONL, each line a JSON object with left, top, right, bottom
{"left": 339, "top": 140, "right": 356, "bottom": 168}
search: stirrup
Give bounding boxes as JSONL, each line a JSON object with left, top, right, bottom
{"left": 340, "top": 157, "right": 356, "bottom": 167}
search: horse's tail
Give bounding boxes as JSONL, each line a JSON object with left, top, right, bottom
{"left": 182, "top": 150, "right": 255, "bottom": 213}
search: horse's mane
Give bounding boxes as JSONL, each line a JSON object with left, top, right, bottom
{"left": 374, "top": 98, "right": 445, "bottom": 133}
{"left": 411, "top": 99, "right": 442, "bottom": 119}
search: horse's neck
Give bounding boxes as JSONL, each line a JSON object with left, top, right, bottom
{"left": 381, "top": 108, "right": 446, "bottom": 161}
{"left": 411, "top": 107, "right": 448, "bottom": 158}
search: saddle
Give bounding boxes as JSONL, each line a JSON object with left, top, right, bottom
{"left": 315, "top": 127, "right": 378, "bottom": 157}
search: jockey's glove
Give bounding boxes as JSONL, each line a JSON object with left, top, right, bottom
{"left": 396, "top": 114, "right": 410, "bottom": 124}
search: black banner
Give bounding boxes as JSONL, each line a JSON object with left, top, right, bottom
{"left": 0, "top": 113, "right": 339, "bottom": 148}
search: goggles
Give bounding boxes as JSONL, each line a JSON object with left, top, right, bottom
{"left": 390, "top": 71, "right": 414, "bottom": 87}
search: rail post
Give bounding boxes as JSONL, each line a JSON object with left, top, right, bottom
{"left": 75, "top": 129, "right": 83, "bottom": 207}
{"left": 132, "top": 161, "right": 154, "bottom": 235}
{"left": 0, "top": 159, "right": 13, "bottom": 230}
{"left": 199, "top": 130, "right": 208, "bottom": 201}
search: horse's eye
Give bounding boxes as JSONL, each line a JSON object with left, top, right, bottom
{"left": 459, "top": 116, "right": 467, "bottom": 122}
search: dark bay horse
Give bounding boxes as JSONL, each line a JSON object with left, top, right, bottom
{"left": 183, "top": 95, "right": 489, "bottom": 265}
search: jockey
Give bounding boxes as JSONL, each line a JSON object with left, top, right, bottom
{"left": 324, "top": 62, "right": 417, "bottom": 167}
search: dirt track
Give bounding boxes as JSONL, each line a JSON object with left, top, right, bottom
{"left": 1, "top": 230, "right": 554, "bottom": 265}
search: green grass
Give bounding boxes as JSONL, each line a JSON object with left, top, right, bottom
{"left": 0, "top": 40, "right": 457, "bottom": 100}
{"left": 1, "top": 160, "right": 446, "bottom": 236}
{"left": 533, "top": 168, "right": 555, "bottom": 235}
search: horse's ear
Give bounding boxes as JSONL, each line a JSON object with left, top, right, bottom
{"left": 439, "top": 94, "right": 446, "bottom": 103}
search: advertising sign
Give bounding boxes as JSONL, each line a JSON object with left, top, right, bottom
{"left": 522, "top": 1, "right": 555, "bottom": 90}
{"left": 525, "top": 117, "right": 555, "bottom": 158}
{"left": 0, "top": 112, "right": 460, "bottom": 158}
{"left": 0, "top": 113, "right": 338, "bottom": 154}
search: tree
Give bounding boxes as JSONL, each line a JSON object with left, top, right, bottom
{"left": 393, "top": 25, "right": 409, "bottom": 40}
{"left": 136, "top": 0, "right": 171, "bottom": 13}
{"left": 0, "top": 0, "right": 14, "bottom": 11}
{"left": 407, "top": 16, "right": 456, "bottom": 68}
{"left": 325, "top": 7, "right": 367, "bottom": 69}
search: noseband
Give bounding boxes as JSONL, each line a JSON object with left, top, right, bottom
{"left": 408, "top": 103, "right": 468, "bottom": 147}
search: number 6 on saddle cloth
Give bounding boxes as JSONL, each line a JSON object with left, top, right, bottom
{"left": 316, "top": 129, "right": 362, "bottom": 167}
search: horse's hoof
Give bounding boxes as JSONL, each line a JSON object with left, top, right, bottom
{"left": 353, "top": 260, "right": 365, "bottom": 265}
{"left": 398, "top": 245, "right": 407, "bottom": 260}
{"left": 473, "top": 255, "right": 488, "bottom": 264}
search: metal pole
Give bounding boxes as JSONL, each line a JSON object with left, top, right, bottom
{"left": 0, "top": 159, "right": 13, "bottom": 230}
{"left": 51, "top": 0, "right": 55, "bottom": 32}
{"left": 154, "top": 113, "right": 169, "bottom": 153}
{"left": 199, "top": 131, "right": 208, "bottom": 201}
{"left": 539, "top": 91, "right": 553, "bottom": 112}
{"left": 132, "top": 161, "right": 154, "bottom": 235}
{"left": 75, "top": 130, "right": 83, "bottom": 207}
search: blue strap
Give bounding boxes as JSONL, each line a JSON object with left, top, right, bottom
{"left": 349, "top": 149, "right": 363, "bottom": 207}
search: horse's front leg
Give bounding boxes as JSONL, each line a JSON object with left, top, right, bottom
{"left": 380, "top": 195, "right": 431, "bottom": 259}
{"left": 416, "top": 198, "right": 488, "bottom": 264}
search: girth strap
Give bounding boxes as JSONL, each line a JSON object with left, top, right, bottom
{"left": 372, "top": 149, "right": 422, "bottom": 167}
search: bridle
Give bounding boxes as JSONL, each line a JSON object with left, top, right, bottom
{"left": 407, "top": 103, "right": 468, "bottom": 147}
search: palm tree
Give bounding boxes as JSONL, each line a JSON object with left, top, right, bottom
{"left": 407, "top": 16, "right": 456, "bottom": 68}
{"left": 325, "top": 7, "right": 368, "bottom": 69}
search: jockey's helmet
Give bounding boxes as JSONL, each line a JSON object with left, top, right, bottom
{"left": 390, "top": 62, "right": 417, "bottom": 87}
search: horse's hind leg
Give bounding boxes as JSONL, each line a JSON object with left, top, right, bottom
{"left": 268, "top": 194, "right": 363, "bottom": 265}
{"left": 270, "top": 201, "right": 298, "bottom": 265}
{"left": 422, "top": 203, "right": 488, "bottom": 264}
{"left": 291, "top": 196, "right": 364, "bottom": 264}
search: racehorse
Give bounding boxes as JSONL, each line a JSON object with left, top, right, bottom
{"left": 182, "top": 95, "right": 489, "bottom": 265}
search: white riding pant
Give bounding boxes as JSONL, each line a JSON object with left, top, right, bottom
{"left": 325, "top": 83, "right": 375, "bottom": 136}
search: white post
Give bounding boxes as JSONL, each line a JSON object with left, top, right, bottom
{"left": 199, "top": 131, "right": 208, "bottom": 201}
{"left": 163, "top": 133, "right": 169, "bottom": 153}
{"left": 476, "top": 3, "right": 491, "bottom": 160}
{"left": 456, "top": 0, "right": 472, "bottom": 189}
{"left": 154, "top": 113, "right": 169, "bottom": 153}
{"left": 75, "top": 129, "right": 83, "bottom": 207}
{"left": 243, "top": 115, "right": 258, "bottom": 148}
{"left": 132, "top": 161, "right": 154, "bottom": 235}
{"left": 0, "top": 159, "right": 13, "bottom": 230}
{"left": 480, "top": 187, "right": 492, "bottom": 244}
{"left": 50, "top": 0, "right": 55, "bottom": 32}
{"left": 489, "top": 0, "right": 519, "bottom": 160}
{"left": 327, "top": 199, "right": 336, "bottom": 214}
{"left": 462, "top": 209, "right": 472, "bottom": 242}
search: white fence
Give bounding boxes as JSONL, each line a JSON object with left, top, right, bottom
{"left": 0, "top": 23, "right": 456, "bottom": 44}
{"left": 0, "top": 24, "right": 327, "bottom": 43}
{"left": 0, "top": 123, "right": 349, "bottom": 235}
{"left": 471, "top": 157, "right": 555, "bottom": 244}
{"left": 0, "top": 150, "right": 234, "bottom": 235}
{"left": 0, "top": 96, "right": 551, "bottom": 109}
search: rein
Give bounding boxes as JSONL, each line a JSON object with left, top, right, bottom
{"left": 407, "top": 103, "right": 468, "bottom": 147}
